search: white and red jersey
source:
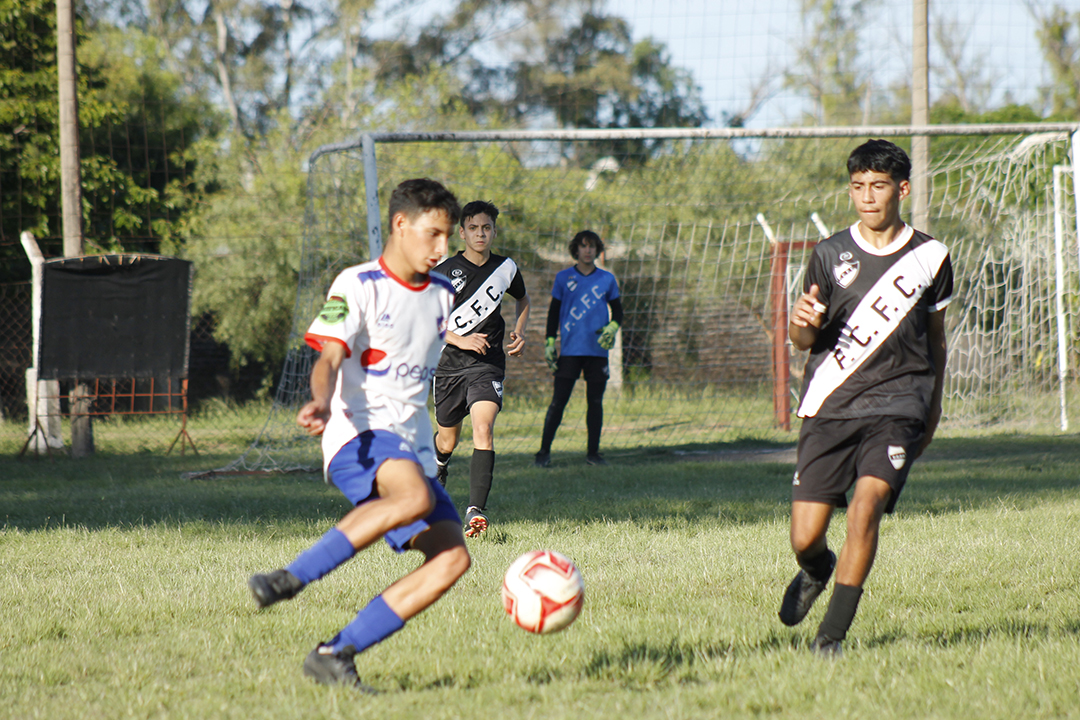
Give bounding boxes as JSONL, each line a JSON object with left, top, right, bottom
{"left": 304, "top": 257, "right": 455, "bottom": 474}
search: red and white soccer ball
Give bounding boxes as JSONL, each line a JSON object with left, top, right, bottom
{"left": 502, "top": 550, "right": 585, "bottom": 634}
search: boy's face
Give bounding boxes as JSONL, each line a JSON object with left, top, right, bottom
{"left": 848, "top": 170, "right": 910, "bottom": 232}
{"left": 459, "top": 213, "right": 496, "bottom": 255}
{"left": 575, "top": 240, "right": 598, "bottom": 265}
{"left": 392, "top": 208, "right": 453, "bottom": 275}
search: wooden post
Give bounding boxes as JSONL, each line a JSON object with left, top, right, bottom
{"left": 58, "top": 0, "right": 94, "bottom": 455}
{"left": 911, "top": 0, "right": 930, "bottom": 232}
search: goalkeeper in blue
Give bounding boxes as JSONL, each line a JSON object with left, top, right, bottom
{"left": 534, "top": 230, "right": 623, "bottom": 467}
{"left": 246, "top": 178, "right": 471, "bottom": 690}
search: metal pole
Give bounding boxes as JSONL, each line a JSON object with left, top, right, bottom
{"left": 911, "top": 0, "right": 930, "bottom": 232}
{"left": 361, "top": 134, "right": 382, "bottom": 259}
{"left": 57, "top": 0, "right": 83, "bottom": 257}
{"left": 1053, "top": 166, "right": 1068, "bottom": 431}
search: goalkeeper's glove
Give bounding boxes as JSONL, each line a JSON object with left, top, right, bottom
{"left": 596, "top": 321, "right": 620, "bottom": 350}
{"left": 544, "top": 337, "right": 558, "bottom": 373}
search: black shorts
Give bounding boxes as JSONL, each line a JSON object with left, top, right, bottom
{"left": 433, "top": 366, "right": 505, "bottom": 427}
{"left": 555, "top": 355, "right": 609, "bottom": 383}
{"left": 793, "top": 415, "right": 926, "bottom": 514}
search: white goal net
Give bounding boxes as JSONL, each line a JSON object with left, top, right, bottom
{"left": 194, "top": 124, "right": 1079, "bottom": 477}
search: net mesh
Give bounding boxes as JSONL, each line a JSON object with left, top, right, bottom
{"left": 193, "top": 129, "right": 1078, "bottom": 477}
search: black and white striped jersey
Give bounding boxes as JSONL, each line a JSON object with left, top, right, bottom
{"left": 435, "top": 252, "right": 527, "bottom": 375}
{"left": 797, "top": 223, "right": 953, "bottom": 421}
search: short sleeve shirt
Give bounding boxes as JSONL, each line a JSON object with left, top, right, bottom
{"left": 797, "top": 223, "right": 953, "bottom": 421}
{"left": 304, "top": 257, "right": 455, "bottom": 473}
{"left": 552, "top": 266, "right": 621, "bottom": 357}
{"left": 435, "top": 252, "right": 527, "bottom": 375}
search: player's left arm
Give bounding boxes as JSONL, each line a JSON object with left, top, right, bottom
{"left": 507, "top": 291, "right": 531, "bottom": 357}
{"left": 917, "top": 308, "right": 948, "bottom": 458}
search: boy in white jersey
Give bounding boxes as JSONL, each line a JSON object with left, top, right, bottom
{"left": 247, "top": 179, "right": 470, "bottom": 689}
{"left": 779, "top": 140, "right": 952, "bottom": 656}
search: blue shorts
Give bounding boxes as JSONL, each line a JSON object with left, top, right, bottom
{"left": 327, "top": 430, "right": 461, "bottom": 553}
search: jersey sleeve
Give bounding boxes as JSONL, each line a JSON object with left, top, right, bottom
{"left": 508, "top": 266, "right": 527, "bottom": 300}
{"left": 803, "top": 245, "right": 833, "bottom": 308}
{"left": 304, "top": 272, "right": 362, "bottom": 357}
{"left": 926, "top": 252, "right": 953, "bottom": 312}
{"left": 605, "top": 271, "right": 620, "bottom": 301}
{"left": 550, "top": 270, "right": 566, "bottom": 301}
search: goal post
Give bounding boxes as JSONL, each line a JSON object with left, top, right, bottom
{"left": 191, "top": 123, "right": 1080, "bottom": 477}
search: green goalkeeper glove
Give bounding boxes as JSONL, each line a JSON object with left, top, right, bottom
{"left": 544, "top": 337, "right": 558, "bottom": 373}
{"left": 596, "top": 321, "right": 620, "bottom": 350}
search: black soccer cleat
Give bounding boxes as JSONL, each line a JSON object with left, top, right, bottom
{"left": 810, "top": 633, "right": 843, "bottom": 658}
{"left": 464, "top": 507, "right": 488, "bottom": 537}
{"left": 248, "top": 568, "right": 304, "bottom": 609}
{"left": 585, "top": 453, "right": 608, "bottom": 466}
{"left": 435, "top": 461, "right": 449, "bottom": 488}
{"left": 533, "top": 452, "right": 551, "bottom": 468}
{"left": 778, "top": 550, "right": 835, "bottom": 626}
{"left": 303, "top": 644, "right": 376, "bottom": 692}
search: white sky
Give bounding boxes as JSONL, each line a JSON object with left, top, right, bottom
{"left": 368, "top": 0, "right": 1074, "bottom": 128}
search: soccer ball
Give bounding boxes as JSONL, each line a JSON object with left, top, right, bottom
{"left": 501, "top": 550, "right": 585, "bottom": 634}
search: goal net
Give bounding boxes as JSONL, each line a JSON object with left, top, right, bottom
{"left": 194, "top": 125, "right": 1079, "bottom": 477}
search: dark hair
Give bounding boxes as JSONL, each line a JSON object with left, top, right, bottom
{"left": 569, "top": 230, "right": 604, "bottom": 259}
{"left": 387, "top": 178, "right": 461, "bottom": 231}
{"left": 461, "top": 200, "right": 499, "bottom": 226}
{"left": 847, "top": 139, "right": 911, "bottom": 182}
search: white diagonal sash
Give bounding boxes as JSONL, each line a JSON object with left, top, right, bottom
{"left": 447, "top": 257, "right": 518, "bottom": 334}
{"left": 798, "top": 241, "right": 949, "bottom": 417}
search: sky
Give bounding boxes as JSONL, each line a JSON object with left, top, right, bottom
{"left": 367, "top": 0, "right": 1073, "bottom": 129}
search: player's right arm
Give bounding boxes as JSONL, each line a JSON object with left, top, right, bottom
{"left": 297, "top": 340, "right": 346, "bottom": 436}
{"left": 445, "top": 330, "right": 490, "bottom": 355}
{"left": 789, "top": 284, "right": 827, "bottom": 351}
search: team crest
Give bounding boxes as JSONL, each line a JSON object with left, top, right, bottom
{"left": 566, "top": 277, "right": 578, "bottom": 292}
{"left": 318, "top": 296, "right": 348, "bottom": 325}
{"left": 450, "top": 268, "right": 467, "bottom": 293}
{"left": 833, "top": 252, "right": 860, "bottom": 288}
{"left": 887, "top": 445, "right": 907, "bottom": 470}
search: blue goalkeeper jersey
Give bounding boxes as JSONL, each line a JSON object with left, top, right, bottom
{"left": 551, "top": 265, "right": 620, "bottom": 357}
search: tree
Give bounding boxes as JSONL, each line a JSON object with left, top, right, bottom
{"left": 785, "top": 0, "right": 879, "bottom": 125}
{"left": 1026, "top": 1, "right": 1080, "bottom": 119}
{"left": 0, "top": 0, "right": 218, "bottom": 282}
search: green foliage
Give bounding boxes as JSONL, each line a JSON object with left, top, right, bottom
{"left": 0, "top": 0, "right": 218, "bottom": 281}
{"left": 1032, "top": 3, "right": 1080, "bottom": 120}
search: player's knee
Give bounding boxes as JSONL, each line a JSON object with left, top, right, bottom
{"left": 392, "top": 485, "right": 435, "bottom": 525}
{"left": 790, "top": 526, "right": 827, "bottom": 557}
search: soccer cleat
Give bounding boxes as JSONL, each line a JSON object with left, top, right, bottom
{"left": 303, "top": 644, "right": 375, "bottom": 692}
{"left": 248, "top": 568, "right": 304, "bottom": 609}
{"left": 778, "top": 550, "right": 835, "bottom": 626}
{"left": 435, "top": 461, "right": 449, "bottom": 488}
{"left": 585, "top": 453, "right": 608, "bottom": 466}
{"left": 533, "top": 452, "right": 551, "bottom": 468}
{"left": 464, "top": 507, "right": 488, "bottom": 537}
{"left": 810, "top": 634, "right": 843, "bottom": 658}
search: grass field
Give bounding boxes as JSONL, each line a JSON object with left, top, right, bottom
{"left": 3, "top": 435, "right": 1080, "bottom": 719}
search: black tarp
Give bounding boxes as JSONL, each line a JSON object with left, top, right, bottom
{"left": 38, "top": 255, "right": 193, "bottom": 379}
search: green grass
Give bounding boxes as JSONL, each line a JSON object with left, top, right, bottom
{"left": 2, "top": 436, "right": 1080, "bottom": 719}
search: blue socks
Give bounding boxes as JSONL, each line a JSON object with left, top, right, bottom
{"left": 286, "top": 528, "right": 356, "bottom": 585}
{"left": 328, "top": 595, "right": 405, "bottom": 654}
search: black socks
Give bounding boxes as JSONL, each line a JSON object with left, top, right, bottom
{"left": 469, "top": 449, "right": 495, "bottom": 510}
{"left": 817, "top": 583, "right": 863, "bottom": 642}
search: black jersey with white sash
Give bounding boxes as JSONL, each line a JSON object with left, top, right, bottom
{"left": 797, "top": 223, "right": 953, "bottom": 421}
{"left": 435, "top": 252, "right": 527, "bottom": 375}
